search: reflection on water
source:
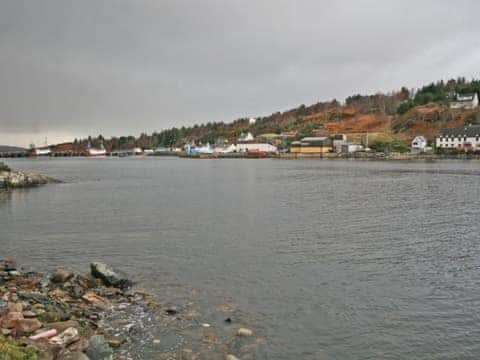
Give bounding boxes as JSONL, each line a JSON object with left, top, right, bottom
{"left": 1, "top": 158, "right": 480, "bottom": 359}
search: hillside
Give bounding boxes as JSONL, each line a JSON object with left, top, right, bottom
{"left": 0, "top": 145, "right": 27, "bottom": 152}
{"left": 71, "top": 77, "right": 480, "bottom": 151}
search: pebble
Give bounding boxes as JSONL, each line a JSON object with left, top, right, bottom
{"left": 201, "top": 323, "right": 211, "bottom": 328}
{"left": 226, "top": 355, "right": 240, "bottom": 360}
{"left": 23, "top": 310, "right": 37, "bottom": 318}
{"left": 237, "top": 328, "right": 253, "bottom": 337}
{"left": 152, "top": 339, "right": 161, "bottom": 345}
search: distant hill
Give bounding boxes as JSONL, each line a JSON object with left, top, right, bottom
{"left": 60, "top": 76, "right": 480, "bottom": 151}
{"left": 0, "top": 145, "right": 27, "bottom": 152}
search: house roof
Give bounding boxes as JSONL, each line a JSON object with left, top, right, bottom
{"left": 301, "top": 137, "right": 328, "bottom": 141}
{"left": 438, "top": 125, "right": 480, "bottom": 137}
{"left": 455, "top": 93, "right": 477, "bottom": 102}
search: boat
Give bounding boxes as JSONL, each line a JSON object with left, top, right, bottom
{"left": 87, "top": 141, "right": 107, "bottom": 157}
{"left": 246, "top": 149, "right": 268, "bottom": 158}
{"left": 32, "top": 147, "right": 51, "bottom": 156}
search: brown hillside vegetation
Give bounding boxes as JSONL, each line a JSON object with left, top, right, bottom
{"left": 324, "top": 114, "right": 389, "bottom": 134}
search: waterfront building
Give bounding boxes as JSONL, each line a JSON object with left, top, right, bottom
{"left": 341, "top": 143, "right": 365, "bottom": 154}
{"left": 436, "top": 125, "right": 480, "bottom": 151}
{"left": 237, "top": 132, "right": 255, "bottom": 142}
{"left": 332, "top": 134, "right": 348, "bottom": 153}
{"left": 236, "top": 143, "right": 277, "bottom": 153}
{"left": 411, "top": 135, "right": 428, "bottom": 153}
{"left": 290, "top": 137, "right": 333, "bottom": 153}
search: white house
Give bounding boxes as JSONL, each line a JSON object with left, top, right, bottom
{"left": 237, "top": 132, "right": 255, "bottom": 142}
{"left": 450, "top": 93, "right": 479, "bottom": 110}
{"left": 436, "top": 125, "right": 480, "bottom": 151}
{"left": 249, "top": 118, "right": 256, "bottom": 125}
{"left": 411, "top": 135, "right": 428, "bottom": 153}
{"left": 236, "top": 143, "right": 278, "bottom": 153}
{"left": 341, "top": 143, "right": 364, "bottom": 154}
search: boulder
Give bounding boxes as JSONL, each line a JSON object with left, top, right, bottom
{"left": 15, "top": 318, "right": 42, "bottom": 334}
{"left": 47, "top": 320, "right": 80, "bottom": 333}
{"left": 90, "top": 263, "right": 131, "bottom": 289}
{"left": 57, "top": 353, "right": 91, "bottom": 360}
{"left": 85, "top": 335, "right": 113, "bottom": 360}
{"left": 2, "top": 259, "right": 16, "bottom": 271}
{"left": 49, "top": 327, "right": 80, "bottom": 346}
{"left": 51, "top": 268, "right": 74, "bottom": 284}
{"left": 2, "top": 311, "right": 24, "bottom": 328}
{"left": 7, "top": 302, "right": 23, "bottom": 313}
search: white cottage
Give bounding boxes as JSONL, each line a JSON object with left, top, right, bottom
{"left": 436, "top": 125, "right": 480, "bottom": 151}
{"left": 450, "top": 93, "right": 479, "bottom": 110}
{"left": 411, "top": 136, "right": 428, "bottom": 153}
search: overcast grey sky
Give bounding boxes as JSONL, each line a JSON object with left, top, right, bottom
{"left": 1, "top": 0, "right": 479, "bottom": 146}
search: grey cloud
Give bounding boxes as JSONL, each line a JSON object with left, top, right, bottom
{"left": 1, "top": 0, "right": 480, "bottom": 145}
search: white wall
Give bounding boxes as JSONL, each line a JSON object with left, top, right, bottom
{"left": 236, "top": 143, "right": 277, "bottom": 152}
{"left": 436, "top": 136, "right": 480, "bottom": 149}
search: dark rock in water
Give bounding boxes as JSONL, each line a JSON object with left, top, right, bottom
{"left": 90, "top": 263, "right": 131, "bottom": 289}
{"left": 51, "top": 268, "right": 74, "bottom": 284}
{"left": 165, "top": 306, "right": 178, "bottom": 315}
{"left": 85, "top": 335, "right": 114, "bottom": 360}
{"left": 2, "top": 259, "right": 16, "bottom": 271}
{"left": 224, "top": 317, "right": 232, "bottom": 323}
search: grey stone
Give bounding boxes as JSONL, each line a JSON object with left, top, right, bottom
{"left": 58, "top": 353, "right": 90, "bottom": 360}
{"left": 90, "top": 263, "right": 131, "bottom": 289}
{"left": 51, "top": 268, "right": 74, "bottom": 284}
{"left": 85, "top": 335, "right": 113, "bottom": 360}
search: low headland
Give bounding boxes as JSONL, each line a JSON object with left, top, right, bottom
{"left": 0, "top": 162, "right": 59, "bottom": 191}
{"left": 0, "top": 260, "right": 262, "bottom": 360}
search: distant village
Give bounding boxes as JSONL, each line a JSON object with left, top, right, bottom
{"left": 2, "top": 85, "right": 480, "bottom": 159}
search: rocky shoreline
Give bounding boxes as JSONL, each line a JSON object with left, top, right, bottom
{"left": 0, "top": 260, "right": 263, "bottom": 360}
{"left": 0, "top": 166, "right": 59, "bottom": 190}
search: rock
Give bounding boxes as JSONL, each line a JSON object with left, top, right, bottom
{"left": 8, "top": 270, "right": 21, "bottom": 277}
{"left": 2, "top": 259, "right": 16, "bottom": 271}
{"left": 51, "top": 268, "right": 74, "bottom": 284}
{"left": 82, "top": 292, "right": 111, "bottom": 309}
{"left": 3, "top": 170, "right": 57, "bottom": 188}
{"left": 165, "top": 306, "right": 178, "bottom": 315}
{"left": 2, "top": 311, "right": 24, "bottom": 328}
{"left": 15, "top": 318, "right": 42, "bottom": 334}
{"left": 47, "top": 320, "right": 80, "bottom": 333}
{"left": 237, "top": 328, "right": 253, "bottom": 337}
{"left": 107, "top": 337, "right": 125, "bottom": 348}
{"left": 18, "top": 290, "right": 50, "bottom": 304}
{"left": 90, "top": 263, "right": 131, "bottom": 289}
{"left": 226, "top": 355, "right": 240, "bottom": 360}
{"left": 49, "top": 327, "right": 80, "bottom": 346}
{"left": 57, "top": 352, "right": 91, "bottom": 360}
{"left": 7, "top": 302, "right": 23, "bottom": 313}
{"left": 67, "top": 337, "right": 89, "bottom": 353}
{"left": 2, "top": 328, "right": 12, "bottom": 336}
{"left": 85, "top": 335, "right": 114, "bottom": 360}
{"left": 23, "top": 310, "right": 37, "bottom": 318}
{"left": 38, "top": 310, "right": 64, "bottom": 323}
{"left": 152, "top": 339, "right": 161, "bottom": 345}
